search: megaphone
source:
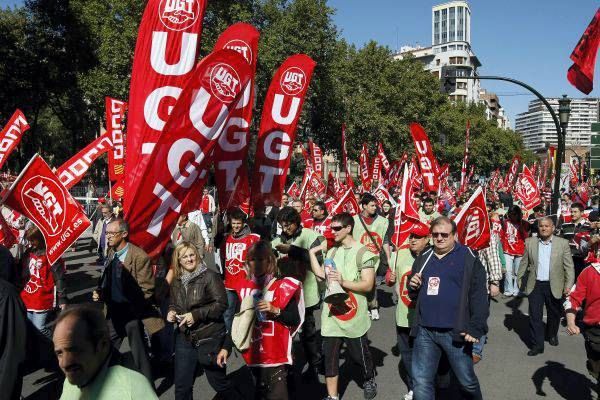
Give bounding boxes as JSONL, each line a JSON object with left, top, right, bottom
{"left": 324, "top": 280, "right": 349, "bottom": 304}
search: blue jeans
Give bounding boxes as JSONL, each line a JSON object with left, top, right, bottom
{"left": 224, "top": 289, "right": 238, "bottom": 333}
{"left": 27, "top": 311, "right": 53, "bottom": 339}
{"left": 503, "top": 254, "right": 522, "bottom": 295}
{"left": 472, "top": 334, "right": 487, "bottom": 358}
{"left": 412, "top": 327, "right": 482, "bottom": 400}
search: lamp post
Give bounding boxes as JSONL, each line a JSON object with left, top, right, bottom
{"left": 552, "top": 95, "right": 571, "bottom": 215}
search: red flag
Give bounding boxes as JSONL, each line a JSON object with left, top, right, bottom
{"left": 125, "top": 49, "right": 252, "bottom": 257}
{"left": 459, "top": 120, "right": 470, "bottom": 194}
{"left": 250, "top": 54, "right": 316, "bottom": 210}
{"left": 570, "top": 160, "right": 579, "bottom": 185}
{"left": 515, "top": 165, "right": 542, "bottom": 210}
{"left": 105, "top": 98, "right": 127, "bottom": 182}
{"left": 298, "top": 166, "right": 325, "bottom": 200}
{"left": 468, "top": 165, "right": 475, "bottom": 182}
{"left": 0, "top": 213, "right": 17, "bottom": 248}
{"left": 371, "top": 154, "right": 382, "bottom": 184}
{"left": 401, "top": 164, "right": 420, "bottom": 221}
{"left": 308, "top": 139, "right": 324, "bottom": 177}
{"left": 56, "top": 132, "right": 113, "bottom": 189}
{"left": 330, "top": 188, "right": 360, "bottom": 216}
{"left": 538, "top": 158, "right": 548, "bottom": 189}
{"left": 391, "top": 209, "right": 423, "bottom": 249}
{"left": 410, "top": 123, "right": 438, "bottom": 191}
{"left": 359, "top": 143, "right": 371, "bottom": 190}
{"left": 325, "top": 171, "right": 342, "bottom": 200}
{"left": 124, "top": 0, "right": 208, "bottom": 213}
{"left": 454, "top": 186, "right": 490, "bottom": 251}
{"left": 3, "top": 154, "right": 91, "bottom": 264}
{"left": 286, "top": 181, "right": 300, "bottom": 198}
{"left": 504, "top": 155, "right": 521, "bottom": 193}
{"left": 377, "top": 142, "right": 390, "bottom": 172}
{"left": 373, "top": 184, "right": 396, "bottom": 207}
{"left": 111, "top": 178, "right": 125, "bottom": 200}
{"left": 489, "top": 168, "right": 500, "bottom": 192}
{"left": 0, "top": 110, "right": 29, "bottom": 170}
{"left": 341, "top": 124, "right": 354, "bottom": 188}
{"left": 567, "top": 8, "right": 600, "bottom": 94}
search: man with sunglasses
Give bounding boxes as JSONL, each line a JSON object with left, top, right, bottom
{"left": 312, "top": 201, "right": 334, "bottom": 248}
{"left": 272, "top": 206, "right": 325, "bottom": 381}
{"left": 308, "top": 212, "right": 378, "bottom": 400}
{"left": 408, "top": 216, "right": 488, "bottom": 400}
{"left": 386, "top": 222, "right": 431, "bottom": 400}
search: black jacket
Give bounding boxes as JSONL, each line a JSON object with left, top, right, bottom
{"left": 169, "top": 268, "right": 228, "bottom": 344}
{"left": 407, "top": 245, "right": 489, "bottom": 341}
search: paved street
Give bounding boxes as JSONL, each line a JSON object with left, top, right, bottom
{"left": 22, "top": 232, "right": 592, "bottom": 400}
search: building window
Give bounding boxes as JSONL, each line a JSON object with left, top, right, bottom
{"left": 436, "top": 59, "right": 441, "bottom": 66}
{"left": 457, "top": 82, "right": 467, "bottom": 89}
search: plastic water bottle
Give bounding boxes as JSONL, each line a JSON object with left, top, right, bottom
{"left": 324, "top": 258, "right": 336, "bottom": 274}
{"left": 253, "top": 292, "right": 265, "bottom": 322}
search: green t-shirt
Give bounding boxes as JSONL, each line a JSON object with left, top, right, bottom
{"left": 321, "top": 243, "right": 378, "bottom": 338}
{"left": 60, "top": 365, "right": 158, "bottom": 400}
{"left": 419, "top": 208, "right": 440, "bottom": 224}
{"left": 390, "top": 249, "right": 417, "bottom": 327}
{"left": 352, "top": 214, "right": 389, "bottom": 269}
{"left": 272, "top": 227, "right": 325, "bottom": 308}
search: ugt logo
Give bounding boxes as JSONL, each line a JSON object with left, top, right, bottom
{"left": 210, "top": 63, "right": 241, "bottom": 104}
{"left": 159, "top": 0, "right": 200, "bottom": 31}
{"left": 22, "top": 177, "right": 65, "bottom": 236}
{"left": 225, "top": 39, "right": 252, "bottom": 64}
{"left": 280, "top": 67, "right": 305, "bottom": 96}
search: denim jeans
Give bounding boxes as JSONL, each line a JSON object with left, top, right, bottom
{"left": 503, "top": 254, "right": 522, "bottom": 295}
{"left": 224, "top": 289, "right": 238, "bottom": 334}
{"left": 472, "top": 334, "right": 487, "bottom": 358}
{"left": 27, "top": 311, "right": 53, "bottom": 339}
{"left": 412, "top": 327, "right": 483, "bottom": 400}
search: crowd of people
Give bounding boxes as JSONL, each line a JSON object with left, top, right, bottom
{"left": 2, "top": 180, "right": 600, "bottom": 400}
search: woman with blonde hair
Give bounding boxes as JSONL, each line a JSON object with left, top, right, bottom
{"left": 217, "top": 240, "right": 304, "bottom": 400}
{"left": 167, "top": 241, "right": 240, "bottom": 400}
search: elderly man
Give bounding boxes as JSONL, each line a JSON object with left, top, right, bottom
{"left": 53, "top": 305, "right": 157, "bottom": 399}
{"left": 408, "top": 216, "right": 488, "bottom": 400}
{"left": 517, "top": 216, "right": 575, "bottom": 356}
{"left": 93, "top": 205, "right": 115, "bottom": 264}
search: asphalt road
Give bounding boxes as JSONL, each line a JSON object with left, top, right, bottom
{"left": 22, "top": 232, "right": 593, "bottom": 400}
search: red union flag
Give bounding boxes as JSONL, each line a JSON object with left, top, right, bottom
{"left": 373, "top": 184, "right": 396, "bottom": 207}
{"left": 105, "top": 98, "right": 127, "bottom": 182}
{"left": 56, "top": 132, "right": 113, "bottom": 189}
{"left": 504, "top": 155, "right": 521, "bottom": 193}
{"left": 286, "top": 181, "right": 300, "bottom": 198}
{"left": 377, "top": 142, "right": 390, "bottom": 172}
{"left": 0, "top": 213, "right": 16, "bottom": 248}
{"left": 454, "top": 186, "right": 490, "bottom": 251}
{"left": 410, "top": 123, "right": 439, "bottom": 192}
{"left": 567, "top": 8, "right": 600, "bottom": 94}
{"left": 111, "top": 178, "right": 126, "bottom": 200}
{"left": 359, "top": 143, "right": 371, "bottom": 190}
{"left": 401, "top": 164, "right": 420, "bottom": 221}
{"left": 212, "top": 23, "right": 259, "bottom": 211}
{"left": 308, "top": 139, "right": 324, "bottom": 177}
{"left": 3, "top": 155, "right": 90, "bottom": 264}
{"left": 515, "top": 165, "right": 541, "bottom": 210}
{"left": 330, "top": 188, "right": 360, "bottom": 216}
{"left": 325, "top": 171, "right": 340, "bottom": 200}
{"left": 371, "top": 154, "right": 382, "bottom": 184}
{"left": 0, "top": 110, "right": 29, "bottom": 170}
{"left": 391, "top": 211, "right": 422, "bottom": 249}
{"left": 124, "top": 0, "right": 208, "bottom": 213}
{"left": 125, "top": 49, "right": 252, "bottom": 257}
{"left": 250, "top": 54, "right": 316, "bottom": 210}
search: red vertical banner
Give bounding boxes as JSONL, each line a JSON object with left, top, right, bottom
{"left": 359, "top": 143, "right": 371, "bottom": 191}
{"left": 515, "top": 166, "right": 542, "bottom": 210}
{"left": 377, "top": 142, "right": 390, "bottom": 172}
{"left": 504, "top": 155, "right": 521, "bottom": 193}
{"left": 308, "top": 139, "right": 324, "bottom": 177}
{"left": 567, "top": 8, "right": 600, "bottom": 94}
{"left": 454, "top": 186, "right": 490, "bottom": 251}
{"left": 0, "top": 109, "right": 29, "bottom": 170}
{"left": 211, "top": 23, "right": 260, "bottom": 211}
{"left": 410, "top": 123, "right": 439, "bottom": 192}
{"left": 105, "top": 97, "right": 127, "bottom": 184}
{"left": 124, "top": 0, "right": 208, "bottom": 213}
{"left": 371, "top": 154, "right": 382, "bottom": 184}
{"left": 250, "top": 54, "right": 316, "bottom": 211}
{"left": 125, "top": 49, "right": 252, "bottom": 257}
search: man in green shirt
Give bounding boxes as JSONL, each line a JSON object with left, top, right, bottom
{"left": 272, "top": 206, "right": 325, "bottom": 381}
{"left": 53, "top": 305, "right": 157, "bottom": 400}
{"left": 419, "top": 197, "right": 441, "bottom": 225}
{"left": 309, "top": 212, "right": 378, "bottom": 400}
{"left": 386, "top": 222, "right": 431, "bottom": 400}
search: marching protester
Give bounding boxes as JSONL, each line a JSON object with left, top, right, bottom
{"left": 308, "top": 212, "right": 378, "bottom": 400}
{"left": 419, "top": 198, "right": 440, "bottom": 225}
{"left": 386, "top": 222, "right": 431, "bottom": 400}
{"left": 93, "top": 219, "right": 163, "bottom": 384}
{"left": 218, "top": 241, "right": 304, "bottom": 400}
{"left": 53, "top": 305, "right": 158, "bottom": 399}
{"left": 353, "top": 193, "right": 391, "bottom": 320}
{"left": 220, "top": 208, "right": 261, "bottom": 333}
{"left": 293, "top": 198, "right": 314, "bottom": 228}
{"left": 19, "top": 226, "right": 67, "bottom": 339}
{"left": 167, "top": 241, "right": 240, "bottom": 400}
{"left": 500, "top": 205, "right": 529, "bottom": 297}
{"left": 272, "top": 206, "right": 325, "bottom": 381}
{"left": 312, "top": 200, "right": 335, "bottom": 247}
{"left": 171, "top": 213, "right": 206, "bottom": 259}
{"left": 201, "top": 188, "right": 216, "bottom": 232}
{"left": 408, "top": 216, "right": 488, "bottom": 400}
{"left": 92, "top": 205, "right": 115, "bottom": 265}
{"left": 561, "top": 202, "right": 591, "bottom": 279}
{"left": 517, "top": 217, "right": 574, "bottom": 356}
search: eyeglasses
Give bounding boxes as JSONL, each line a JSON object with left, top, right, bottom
{"left": 432, "top": 232, "right": 450, "bottom": 239}
{"left": 331, "top": 225, "right": 345, "bottom": 232}
{"left": 105, "top": 231, "right": 123, "bottom": 237}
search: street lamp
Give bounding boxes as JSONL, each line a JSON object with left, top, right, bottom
{"left": 551, "top": 94, "right": 571, "bottom": 217}
{"left": 558, "top": 95, "right": 572, "bottom": 129}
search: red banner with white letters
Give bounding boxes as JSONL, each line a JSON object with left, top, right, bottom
{"left": 377, "top": 142, "right": 390, "bottom": 172}
{"left": 454, "top": 186, "right": 490, "bottom": 251}
{"left": 373, "top": 185, "right": 396, "bottom": 207}
{"left": 287, "top": 181, "right": 300, "bottom": 199}
{"left": 212, "top": 23, "right": 259, "bottom": 211}
{"left": 567, "top": 8, "right": 600, "bottom": 94}
{"left": 371, "top": 154, "right": 382, "bottom": 184}
{"left": 359, "top": 143, "right": 371, "bottom": 191}
{"left": 0, "top": 110, "right": 29, "bottom": 170}
{"left": 124, "top": 0, "right": 208, "bottom": 213}
{"left": 250, "top": 54, "right": 316, "bottom": 210}
{"left": 125, "top": 49, "right": 252, "bottom": 257}
{"left": 401, "top": 163, "right": 420, "bottom": 221}
{"left": 105, "top": 98, "right": 127, "bottom": 182}
{"left": 3, "top": 154, "right": 90, "bottom": 264}
{"left": 56, "top": 132, "right": 113, "bottom": 189}
{"left": 330, "top": 188, "right": 361, "bottom": 216}
{"left": 504, "top": 155, "right": 520, "bottom": 193}
{"left": 308, "top": 139, "right": 324, "bottom": 177}
{"left": 410, "top": 123, "right": 439, "bottom": 192}
{"left": 515, "top": 165, "right": 541, "bottom": 210}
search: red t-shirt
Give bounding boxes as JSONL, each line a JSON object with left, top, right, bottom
{"left": 567, "top": 265, "right": 600, "bottom": 326}
{"left": 20, "top": 253, "right": 64, "bottom": 311}
{"left": 222, "top": 233, "right": 261, "bottom": 290}
{"left": 501, "top": 219, "right": 528, "bottom": 256}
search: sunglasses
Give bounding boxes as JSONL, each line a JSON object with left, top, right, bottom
{"left": 331, "top": 225, "right": 345, "bottom": 232}
{"left": 431, "top": 232, "right": 450, "bottom": 238}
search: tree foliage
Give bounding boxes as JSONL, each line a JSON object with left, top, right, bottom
{"left": 0, "top": 0, "right": 531, "bottom": 181}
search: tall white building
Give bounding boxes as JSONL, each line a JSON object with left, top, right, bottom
{"left": 515, "top": 98, "right": 600, "bottom": 151}
{"left": 394, "top": 1, "right": 481, "bottom": 104}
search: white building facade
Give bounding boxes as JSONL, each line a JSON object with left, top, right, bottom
{"left": 515, "top": 98, "right": 600, "bottom": 151}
